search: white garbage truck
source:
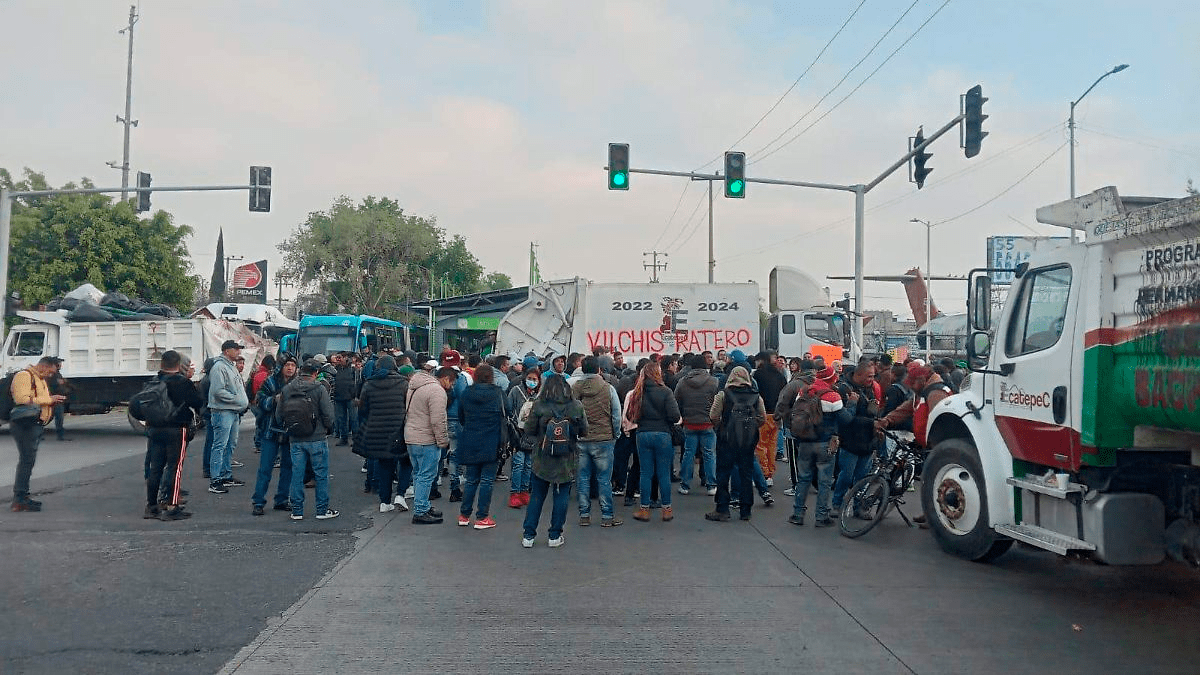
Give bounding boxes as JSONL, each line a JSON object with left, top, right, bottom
{"left": 922, "top": 187, "right": 1200, "bottom": 566}
{"left": 495, "top": 279, "right": 760, "bottom": 362}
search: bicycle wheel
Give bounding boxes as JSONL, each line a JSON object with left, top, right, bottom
{"left": 839, "top": 474, "right": 891, "bottom": 538}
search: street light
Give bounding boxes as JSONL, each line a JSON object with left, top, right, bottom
{"left": 1069, "top": 64, "right": 1129, "bottom": 201}
{"left": 910, "top": 218, "right": 933, "bottom": 361}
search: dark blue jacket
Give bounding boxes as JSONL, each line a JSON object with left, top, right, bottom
{"left": 456, "top": 382, "right": 508, "bottom": 465}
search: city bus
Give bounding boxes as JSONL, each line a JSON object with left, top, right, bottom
{"left": 291, "top": 314, "right": 407, "bottom": 357}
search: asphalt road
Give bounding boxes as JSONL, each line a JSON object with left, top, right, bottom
{"left": 0, "top": 413, "right": 365, "bottom": 675}
{"left": 3, "top": 415, "right": 1200, "bottom": 674}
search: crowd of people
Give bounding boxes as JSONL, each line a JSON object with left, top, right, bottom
{"left": 9, "top": 336, "right": 968, "bottom": 545}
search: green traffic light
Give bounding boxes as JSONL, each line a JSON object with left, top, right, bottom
{"left": 613, "top": 172, "right": 627, "bottom": 187}
{"left": 730, "top": 179, "right": 743, "bottom": 194}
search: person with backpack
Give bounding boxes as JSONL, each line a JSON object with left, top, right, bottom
{"left": 831, "top": 358, "right": 883, "bottom": 516}
{"left": 250, "top": 355, "right": 297, "bottom": 516}
{"left": 674, "top": 354, "right": 719, "bottom": 497}
{"left": 142, "top": 350, "right": 205, "bottom": 521}
{"left": 455, "top": 364, "right": 508, "bottom": 529}
{"left": 779, "top": 365, "right": 850, "bottom": 527}
{"left": 206, "top": 340, "right": 250, "bottom": 495}
{"left": 355, "top": 355, "right": 411, "bottom": 514}
{"left": 276, "top": 360, "right": 339, "bottom": 521}
{"left": 506, "top": 361, "right": 540, "bottom": 509}
{"left": 521, "top": 374, "right": 587, "bottom": 548}
{"left": 628, "top": 361, "right": 682, "bottom": 523}
{"left": 704, "top": 365, "right": 765, "bottom": 522}
{"left": 8, "top": 357, "right": 67, "bottom": 512}
{"left": 571, "top": 356, "right": 623, "bottom": 528}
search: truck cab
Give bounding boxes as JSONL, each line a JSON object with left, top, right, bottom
{"left": 2, "top": 324, "right": 57, "bottom": 374}
{"left": 922, "top": 187, "right": 1200, "bottom": 567}
{"left": 763, "top": 309, "right": 852, "bottom": 364}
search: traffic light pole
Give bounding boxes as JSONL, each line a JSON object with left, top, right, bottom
{"left": 0, "top": 181, "right": 260, "bottom": 329}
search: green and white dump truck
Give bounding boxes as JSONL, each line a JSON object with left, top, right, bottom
{"left": 922, "top": 186, "right": 1200, "bottom": 566}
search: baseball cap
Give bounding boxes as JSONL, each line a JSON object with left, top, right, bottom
{"left": 424, "top": 359, "right": 439, "bottom": 370}
{"left": 221, "top": 339, "right": 244, "bottom": 351}
{"left": 312, "top": 353, "right": 327, "bottom": 364}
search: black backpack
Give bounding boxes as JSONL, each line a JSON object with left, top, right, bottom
{"left": 279, "top": 390, "right": 318, "bottom": 437}
{"left": 789, "top": 385, "right": 824, "bottom": 441}
{"left": 0, "top": 372, "right": 17, "bottom": 422}
{"left": 129, "top": 378, "right": 182, "bottom": 426}
{"left": 720, "top": 389, "right": 762, "bottom": 451}
{"left": 542, "top": 406, "right": 573, "bottom": 457}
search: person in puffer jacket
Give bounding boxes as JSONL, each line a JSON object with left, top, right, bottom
{"left": 784, "top": 365, "right": 852, "bottom": 527}
{"left": 673, "top": 355, "right": 719, "bottom": 496}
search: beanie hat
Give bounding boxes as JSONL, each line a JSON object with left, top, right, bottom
{"left": 375, "top": 355, "right": 397, "bottom": 373}
{"left": 398, "top": 364, "right": 415, "bottom": 376}
{"left": 522, "top": 355, "right": 540, "bottom": 370}
{"left": 815, "top": 365, "right": 837, "bottom": 382}
{"left": 729, "top": 349, "right": 748, "bottom": 365}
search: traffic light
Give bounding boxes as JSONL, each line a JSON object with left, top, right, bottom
{"left": 136, "top": 171, "right": 151, "bottom": 212}
{"left": 963, "top": 84, "right": 988, "bottom": 158}
{"left": 249, "top": 166, "right": 271, "bottom": 212}
{"left": 608, "top": 143, "right": 629, "bottom": 190}
{"left": 724, "top": 151, "right": 745, "bottom": 198}
{"left": 912, "top": 129, "right": 932, "bottom": 189}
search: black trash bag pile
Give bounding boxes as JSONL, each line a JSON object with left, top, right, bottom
{"left": 46, "top": 285, "right": 183, "bottom": 322}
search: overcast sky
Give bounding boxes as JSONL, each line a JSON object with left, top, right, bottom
{"left": 4, "top": 0, "right": 1198, "bottom": 319}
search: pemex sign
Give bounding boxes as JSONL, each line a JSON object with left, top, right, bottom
{"left": 231, "top": 259, "right": 268, "bottom": 302}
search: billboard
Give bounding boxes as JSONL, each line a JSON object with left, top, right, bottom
{"left": 230, "top": 259, "right": 268, "bottom": 302}
{"left": 986, "top": 236, "right": 1070, "bottom": 285}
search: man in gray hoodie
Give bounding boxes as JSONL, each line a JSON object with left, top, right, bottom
{"left": 571, "top": 356, "right": 622, "bottom": 527}
{"left": 277, "top": 360, "right": 339, "bottom": 520}
{"left": 674, "top": 354, "right": 719, "bottom": 496}
{"left": 207, "top": 340, "right": 250, "bottom": 494}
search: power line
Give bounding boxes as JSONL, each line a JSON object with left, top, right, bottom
{"left": 661, "top": 187, "right": 709, "bottom": 252}
{"left": 754, "top": 0, "right": 952, "bottom": 164}
{"left": 692, "top": 0, "right": 869, "bottom": 172}
{"left": 1076, "top": 125, "right": 1200, "bottom": 160}
{"left": 749, "top": 0, "right": 921, "bottom": 161}
{"left": 651, "top": 180, "right": 694, "bottom": 249}
{"left": 933, "top": 141, "right": 1067, "bottom": 225}
{"left": 670, "top": 194, "right": 712, "bottom": 253}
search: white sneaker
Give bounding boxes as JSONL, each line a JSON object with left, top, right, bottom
{"left": 678, "top": 486, "right": 690, "bottom": 495}
{"left": 393, "top": 495, "right": 409, "bottom": 511}
{"left": 521, "top": 537, "right": 535, "bottom": 548}
{"left": 405, "top": 487, "right": 415, "bottom": 499}
{"left": 783, "top": 487, "right": 797, "bottom": 497}
{"left": 765, "top": 477, "right": 774, "bottom": 487}
{"left": 706, "top": 486, "right": 717, "bottom": 496}
{"left": 315, "top": 509, "right": 340, "bottom": 520}
{"left": 379, "top": 503, "right": 396, "bottom": 513}
{"left": 548, "top": 535, "right": 565, "bottom": 548}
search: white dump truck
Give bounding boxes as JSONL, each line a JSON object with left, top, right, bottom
{"left": 922, "top": 186, "right": 1200, "bottom": 566}
{"left": 495, "top": 279, "right": 760, "bottom": 362}
{"left": 1, "top": 311, "right": 271, "bottom": 417}
{"left": 762, "top": 266, "right": 858, "bottom": 364}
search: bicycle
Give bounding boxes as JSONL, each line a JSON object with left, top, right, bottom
{"left": 838, "top": 429, "right": 926, "bottom": 538}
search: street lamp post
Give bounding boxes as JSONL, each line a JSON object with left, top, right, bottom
{"left": 910, "top": 218, "right": 933, "bottom": 361}
{"left": 1069, "top": 64, "right": 1129, "bottom": 201}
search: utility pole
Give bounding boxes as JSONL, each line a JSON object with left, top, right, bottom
{"left": 274, "top": 273, "right": 294, "bottom": 311}
{"left": 643, "top": 250, "right": 668, "bottom": 283}
{"left": 115, "top": 5, "right": 138, "bottom": 202}
{"left": 224, "top": 255, "right": 245, "bottom": 293}
{"left": 529, "top": 242, "right": 541, "bottom": 286}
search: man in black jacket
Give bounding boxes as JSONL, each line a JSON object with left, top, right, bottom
{"left": 251, "top": 355, "right": 298, "bottom": 516}
{"left": 332, "top": 352, "right": 358, "bottom": 445}
{"left": 831, "top": 358, "right": 881, "bottom": 514}
{"left": 145, "top": 350, "right": 205, "bottom": 521}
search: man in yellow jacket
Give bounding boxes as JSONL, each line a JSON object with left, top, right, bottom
{"left": 10, "top": 356, "right": 66, "bottom": 512}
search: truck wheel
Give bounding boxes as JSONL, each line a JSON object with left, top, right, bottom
{"left": 920, "top": 438, "right": 1013, "bottom": 562}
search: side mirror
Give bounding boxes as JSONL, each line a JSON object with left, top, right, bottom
{"left": 967, "top": 330, "right": 991, "bottom": 364}
{"left": 970, "top": 275, "right": 992, "bottom": 332}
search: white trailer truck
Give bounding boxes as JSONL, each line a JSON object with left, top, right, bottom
{"left": 1, "top": 311, "right": 270, "bottom": 417}
{"left": 922, "top": 187, "right": 1200, "bottom": 566}
{"left": 495, "top": 279, "right": 760, "bottom": 362}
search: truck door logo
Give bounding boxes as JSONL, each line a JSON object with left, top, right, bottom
{"left": 998, "top": 382, "right": 1051, "bottom": 410}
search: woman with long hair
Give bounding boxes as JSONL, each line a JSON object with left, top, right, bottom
{"left": 521, "top": 373, "right": 587, "bottom": 548}
{"left": 507, "top": 366, "right": 540, "bottom": 508}
{"left": 626, "top": 361, "right": 681, "bottom": 523}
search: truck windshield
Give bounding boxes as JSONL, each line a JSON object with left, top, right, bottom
{"left": 7, "top": 331, "right": 45, "bottom": 357}
{"left": 297, "top": 325, "right": 355, "bottom": 356}
{"left": 805, "top": 315, "right": 844, "bottom": 345}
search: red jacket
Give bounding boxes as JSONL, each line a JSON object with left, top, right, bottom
{"left": 251, "top": 365, "right": 271, "bottom": 398}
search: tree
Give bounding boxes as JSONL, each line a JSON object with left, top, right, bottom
{"left": 426, "top": 234, "right": 484, "bottom": 298}
{"left": 210, "top": 229, "right": 226, "bottom": 302}
{"left": 278, "top": 196, "right": 441, "bottom": 317}
{"left": 1187, "top": 179, "right": 1197, "bottom": 196}
{"left": 2, "top": 167, "right": 196, "bottom": 310}
{"left": 480, "top": 272, "right": 513, "bottom": 292}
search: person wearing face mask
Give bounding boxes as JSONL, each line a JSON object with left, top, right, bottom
{"left": 506, "top": 362, "right": 541, "bottom": 508}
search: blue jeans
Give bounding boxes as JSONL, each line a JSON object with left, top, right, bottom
{"left": 832, "top": 450, "right": 874, "bottom": 509}
{"left": 577, "top": 440, "right": 616, "bottom": 519}
{"left": 792, "top": 440, "right": 835, "bottom": 520}
{"left": 252, "top": 433, "right": 292, "bottom": 508}
{"left": 637, "top": 431, "right": 674, "bottom": 508}
{"left": 523, "top": 476, "right": 572, "bottom": 540}
{"left": 776, "top": 427, "right": 787, "bottom": 459}
{"left": 208, "top": 410, "right": 240, "bottom": 482}
{"left": 509, "top": 450, "right": 532, "bottom": 494}
{"left": 334, "top": 399, "right": 356, "bottom": 441}
{"left": 288, "top": 439, "right": 331, "bottom": 516}
{"left": 680, "top": 428, "right": 716, "bottom": 490}
{"left": 460, "top": 462, "right": 497, "bottom": 519}
{"left": 409, "top": 444, "right": 441, "bottom": 516}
